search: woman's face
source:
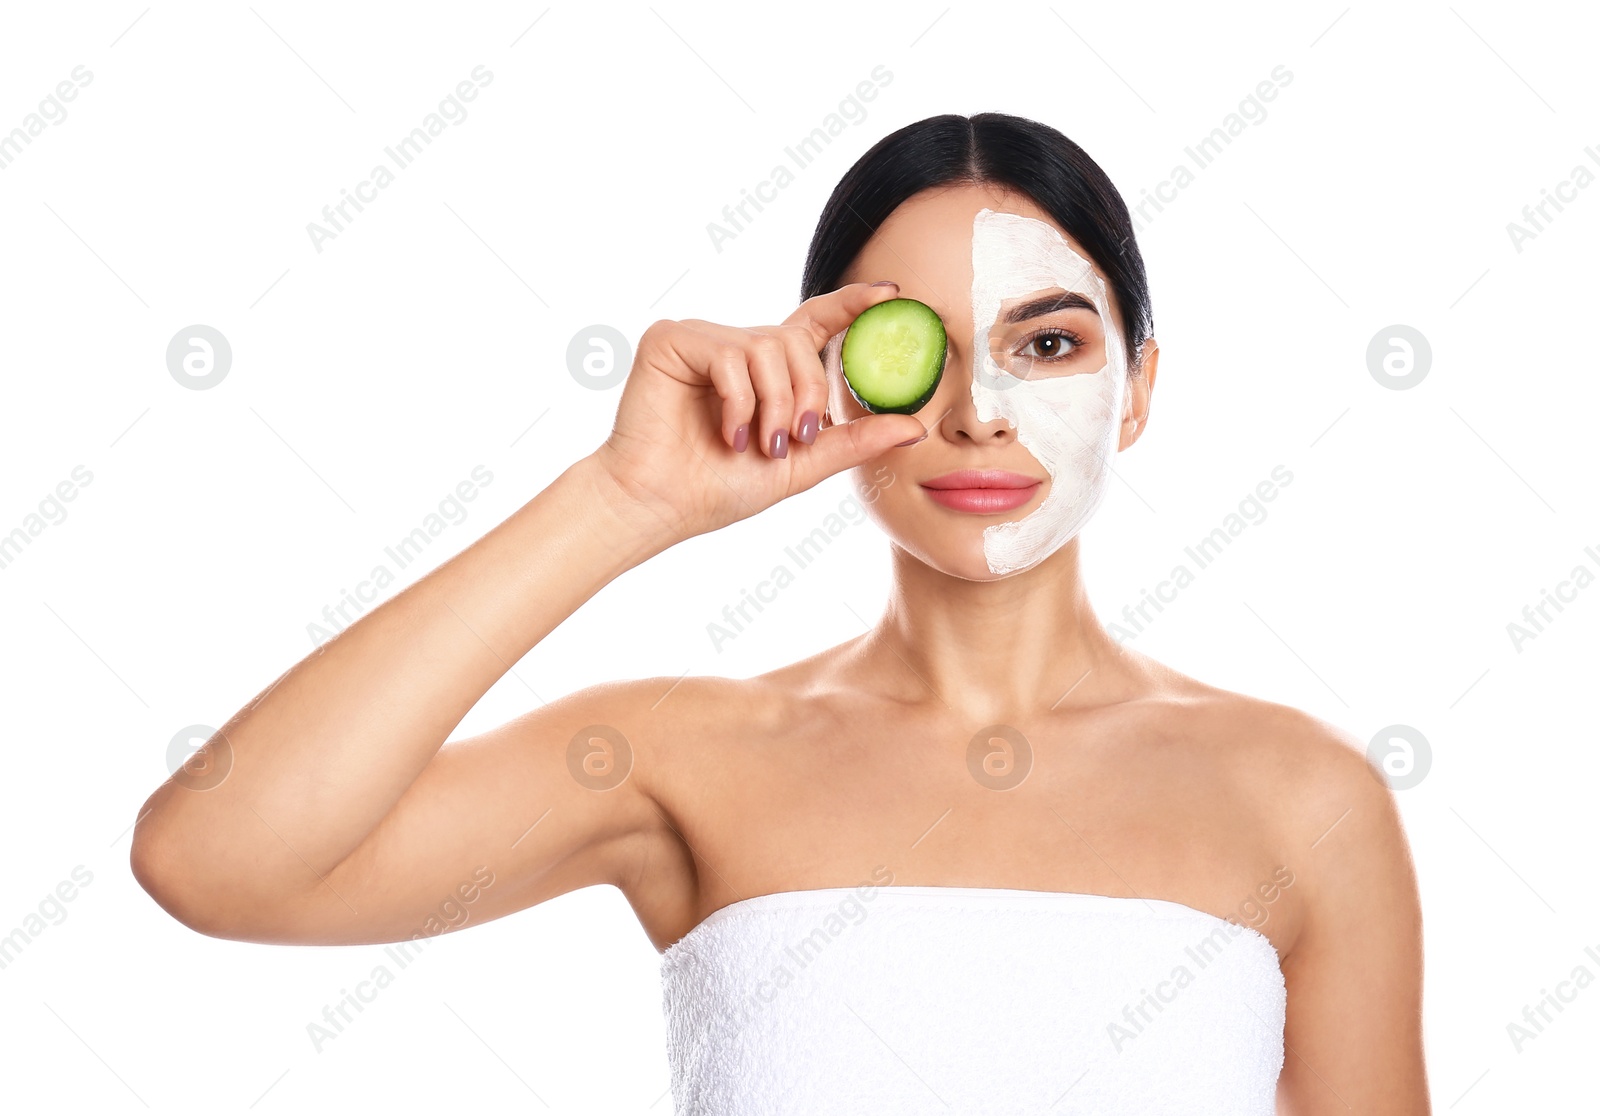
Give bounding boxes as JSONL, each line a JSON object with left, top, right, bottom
{"left": 827, "top": 182, "right": 1148, "bottom": 580}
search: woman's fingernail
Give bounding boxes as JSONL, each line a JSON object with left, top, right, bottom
{"left": 871, "top": 280, "right": 898, "bottom": 287}
{"left": 797, "top": 410, "right": 818, "bottom": 444}
{"left": 771, "top": 428, "right": 788, "bottom": 458}
{"left": 895, "top": 430, "right": 928, "bottom": 447}
{"left": 733, "top": 423, "right": 749, "bottom": 452}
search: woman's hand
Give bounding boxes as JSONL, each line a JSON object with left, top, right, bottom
{"left": 591, "top": 281, "right": 928, "bottom": 542}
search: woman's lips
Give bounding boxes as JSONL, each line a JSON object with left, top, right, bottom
{"left": 924, "top": 487, "right": 1039, "bottom": 512}
{"left": 920, "top": 470, "right": 1042, "bottom": 514}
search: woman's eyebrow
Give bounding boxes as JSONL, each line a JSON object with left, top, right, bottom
{"left": 1001, "top": 291, "right": 1098, "bottom": 324}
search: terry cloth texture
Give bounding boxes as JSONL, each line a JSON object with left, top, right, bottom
{"left": 660, "top": 885, "right": 1286, "bottom": 1115}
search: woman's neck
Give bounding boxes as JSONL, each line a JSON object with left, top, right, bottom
{"left": 865, "top": 538, "right": 1131, "bottom": 723}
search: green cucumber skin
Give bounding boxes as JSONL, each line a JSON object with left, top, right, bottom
{"left": 840, "top": 298, "right": 946, "bottom": 415}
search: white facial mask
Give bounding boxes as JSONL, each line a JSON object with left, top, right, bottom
{"left": 969, "top": 208, "right": 1128, "bottom": 575}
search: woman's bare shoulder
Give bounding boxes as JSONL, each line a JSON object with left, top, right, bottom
{"left": 1122, "top": 657, "right": 1418, "bottom": 963}
{"left": 1120, "top": 650, "right": 1398, "bottom": 843}
{"left": 579, "top": 658, "right": 829, "bottom": 758}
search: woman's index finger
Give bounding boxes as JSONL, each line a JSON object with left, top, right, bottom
{"left": 783, "top": 281, "right": 901, "bottom": 350}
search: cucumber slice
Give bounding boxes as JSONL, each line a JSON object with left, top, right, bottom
{"left": 840, "top": 297, "right": 946, "bottom": 415}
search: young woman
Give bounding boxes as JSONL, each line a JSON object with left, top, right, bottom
{"left": 131, "top": 113, "right": 1429, "bottom": 1114}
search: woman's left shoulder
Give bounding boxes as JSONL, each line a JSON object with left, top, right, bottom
{"left": 1173, "top": 685, "right": 1422, "bottom": 968}
{"left": 1156, "top": 675, "right": 1394, "bottom": 816}
{"left": 1148, "top": 677, "right": 1408, "bottom": 861}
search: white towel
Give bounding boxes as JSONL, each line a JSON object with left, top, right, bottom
{"left": 661, "top": 885, "right": 1285, "bottom": 1115}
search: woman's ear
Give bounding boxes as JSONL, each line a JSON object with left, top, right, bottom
{"left": 1118, "top": 337, "right": 1158, "bottom": 450}
{"left": 1138, "top": 336, "right": 1159, "bottom": 394}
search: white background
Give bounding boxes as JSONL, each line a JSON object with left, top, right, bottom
{"left": 1, "top": 1, "right": 1595, "bottom": 1111}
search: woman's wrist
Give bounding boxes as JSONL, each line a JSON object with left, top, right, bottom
{"left": 562, "top": 450, "right": 687, "bottom": 567}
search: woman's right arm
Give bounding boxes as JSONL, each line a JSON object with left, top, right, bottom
{"left": 128, "top": 454, "right": 681, "bottom": 944}
{"left": 128, "top": 283, "right": 926, "bottom": 946}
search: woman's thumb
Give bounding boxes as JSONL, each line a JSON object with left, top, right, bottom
{"left": 789, "top": 413, "right": 928, "bottom": 491}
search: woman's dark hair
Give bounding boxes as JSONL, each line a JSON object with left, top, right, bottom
{"left": 802, "top": 112, "right": 1153, "bottom": 373}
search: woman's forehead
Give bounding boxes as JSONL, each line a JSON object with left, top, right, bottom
{"left": 842, "top": 184, "right": 1107, "bottom": 326}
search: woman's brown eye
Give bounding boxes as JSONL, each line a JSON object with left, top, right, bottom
{"left": 1023, "top": 333, "right": 1073, "bottom": 360}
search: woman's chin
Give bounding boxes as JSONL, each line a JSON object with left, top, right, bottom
{"left": 894, "top": 538, "right": 1024, "bottom": 583}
